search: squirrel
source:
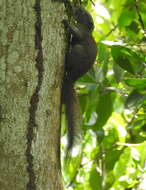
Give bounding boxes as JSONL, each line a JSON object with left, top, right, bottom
{"left": 62, "top": 3, "right": 97, "bottom": 156}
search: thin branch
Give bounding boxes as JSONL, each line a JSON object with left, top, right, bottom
{"left": 104, "top": 24, "right": 118, "bottom": 39}
{"left": 134, "top": 0, "right": 145, "bottom": 32}
{"left": 89, "top": 0, "right": 95, "bottom": 6}
{"left": 116, "top": 142, "right": 141, "bottom": 147}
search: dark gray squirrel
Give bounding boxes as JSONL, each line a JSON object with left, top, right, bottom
{"left": 62, "top": 1, "right": 97, "bottom": 155}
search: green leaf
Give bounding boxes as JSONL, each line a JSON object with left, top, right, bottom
{"left": 136, "top": 142, "right": 146, "bottom": 167}
{"left": 125, "top": 90, "right": 146, "bottom": 108}
{"left": 113, "top": 148, "right": 138, "bottom": 188}
{"left": 111, "top": 45, "right": 145, "bottom": 74}
{"left": 113, "top": 149, "right": 131, "bottom": 178}
{"left": 111, "top": 45, "right": 135, "bottom": 74}
{"left": 80, "top": 85, "right": 99, "bottom": 124}
{"left": 113, "top": 62, "right": 124, "bottom": 82}
{"left": 98, "top": 43, "right": 109, "bottom": 64}
{"left": 89, "top": 166, "right": 101, "bottom": 190}
{"left": 125, "top": 78, "right": 146, "bottom": 89}
{"left": 95, "top": 91, "right": 116, "bottom": 130}
{"left": 105, "top": 149, "right": 124, "bottom": 171}
{"left": 118, "top": 10, "right": 136, "bottom": 29}
{"left": 126, "top": 21, "right": 139, "bottom": 34}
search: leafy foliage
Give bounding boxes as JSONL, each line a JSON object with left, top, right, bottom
{"left": 62, "top": 0, "right": 146, "bottom": 189}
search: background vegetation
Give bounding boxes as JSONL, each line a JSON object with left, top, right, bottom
{"left": 61, "top": 0, "right": 146, "bottom": 189}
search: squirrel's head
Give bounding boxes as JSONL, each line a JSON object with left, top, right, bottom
{"left": 73, "top": 7, "right": 94, "bottom": 32}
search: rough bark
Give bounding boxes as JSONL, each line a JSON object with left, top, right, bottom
{"left": 0, "top": 0, "right": 65, "bottom": 189}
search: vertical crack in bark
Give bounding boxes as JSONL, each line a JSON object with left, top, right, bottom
{"left": 26, "top": 0, "right": 44, "bottom": 189}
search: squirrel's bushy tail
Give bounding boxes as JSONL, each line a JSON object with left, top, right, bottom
{"left": 62, "top": 78, "right": 82, "bottom": 156}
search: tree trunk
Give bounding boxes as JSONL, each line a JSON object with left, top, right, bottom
{"left": 0, "top": 0, "right": 65, "bottom": 189}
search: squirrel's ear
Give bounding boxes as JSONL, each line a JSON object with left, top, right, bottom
{"left": 73, "top": 7, "right": 94, "bottom": 31}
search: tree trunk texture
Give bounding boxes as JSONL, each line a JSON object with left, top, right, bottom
{"left": 0, "top": 0, "right": 65, "bottom": 189}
